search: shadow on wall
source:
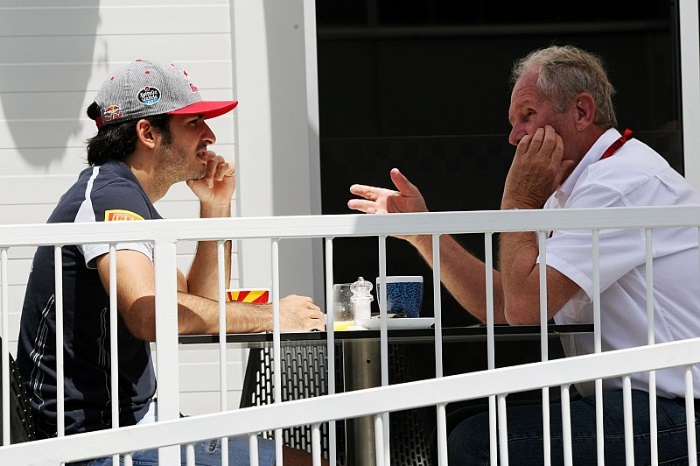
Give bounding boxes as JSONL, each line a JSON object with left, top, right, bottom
{"left": 0, "top": 4, "right": 101, "bottom": 167}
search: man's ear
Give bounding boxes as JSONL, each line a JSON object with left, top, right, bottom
{"left": 574, "top": 93, "right": 596, "bottom": 130}
{"left": 135, "top": 119, "right": 157, "bottom": 149}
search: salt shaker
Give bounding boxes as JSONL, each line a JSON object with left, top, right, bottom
{"left": 350, "top": 276, "right": 374, "bottom": 320}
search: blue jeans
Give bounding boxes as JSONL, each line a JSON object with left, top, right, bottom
{"left": 445, "top": 390, "right": 699, "bottom": 465}
{"left": 75, "top": 435, "right": 276, "bottom": 466}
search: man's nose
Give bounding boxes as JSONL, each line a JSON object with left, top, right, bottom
{"left": 508, "top": 127, "right": 524, "bottom": 146}
{"left": 203, "top": 122, "right": 216, "bottom": 145}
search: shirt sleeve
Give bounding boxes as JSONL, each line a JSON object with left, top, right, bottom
{"left": 77, "top": 178, "right": 156, "bottom": 268}
{"left": 544, "top": 225, "right": 647, "bottom": 299}
{"left": 542, "top": 179, "right": 647, "bottom": 299}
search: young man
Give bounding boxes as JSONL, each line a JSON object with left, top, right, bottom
{"left": 348, "top": 45, "right": 700, "bottom": 464}
{"left": 16, "top": 60, "right": 325, "bottom": 465}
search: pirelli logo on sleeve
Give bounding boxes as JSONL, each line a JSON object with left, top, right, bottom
{"left": 104, "top": 210, "right": 145, "bottom": 221}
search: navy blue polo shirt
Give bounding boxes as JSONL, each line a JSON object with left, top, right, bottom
{"left": 16, "top": 161, "right": 160, "bottom": 438}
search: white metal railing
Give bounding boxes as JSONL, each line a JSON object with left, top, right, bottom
{"left": 0, "top": 205, "right": 699, "bottom": 465}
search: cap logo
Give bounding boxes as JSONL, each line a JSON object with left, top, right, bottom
{"left": 103, "top": 105, "right": 123, "bottom": 123}
{"left": 188, "top": 82, "right": 199, "bottom": 93}
{"left": 138, "top": 86, "right": 161, "bottom": 106}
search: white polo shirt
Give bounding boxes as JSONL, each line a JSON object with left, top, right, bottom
{"left": 543, "top": 128, "right": 700, "bottom": 398}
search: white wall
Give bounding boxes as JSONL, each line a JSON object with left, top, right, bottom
{"left": 0, "top": 0, "right": 320, "bottom": 416}
{"left": 680, "top": 0, "right": 700, "bottom": 190}
{"left": 230, "top": 1, "right": 323, "bottom": 301}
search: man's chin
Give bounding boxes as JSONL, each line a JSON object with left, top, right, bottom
{"left": 190, "top": 167, "right": 207, "bottom": 181}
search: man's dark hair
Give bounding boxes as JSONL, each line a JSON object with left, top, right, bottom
{"left": 85, "top": 102, "right": 173, "bottom": 166}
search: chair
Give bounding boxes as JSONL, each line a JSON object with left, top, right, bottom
{"left": 240, "top": 343, "right": 433, "bottom": 466}
{"left": 240, "top": 344, "right": 337, "bottom": 461}
{"left": 0, "top": 344, "right": 36, "bottom": 444}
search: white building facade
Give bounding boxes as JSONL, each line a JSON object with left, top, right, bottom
{"left": 0, "top": 0, "right": 322, "bottom": 415}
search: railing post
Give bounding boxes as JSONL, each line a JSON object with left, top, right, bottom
{"left": 217, "top": 240, "right": 230, "bottom": 465}
{"left": 324, "top": 237, "right": 338, "bottom": 465}
{"left": 271, "top": 239, "right": 283, "bottom": 466}
{"left": 54, "top": 246, "right": 65, "bottom": 437}
{"left": 153, "top": 240, "right": 181, "bottom": 464}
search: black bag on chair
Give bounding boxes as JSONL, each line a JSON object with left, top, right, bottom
{"left": 0, "top": 345, "right": 36, "bottom": 444}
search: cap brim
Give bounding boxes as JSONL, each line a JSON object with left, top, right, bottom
{"left": 168, "top": 100, "right": 238, "bottom": 120}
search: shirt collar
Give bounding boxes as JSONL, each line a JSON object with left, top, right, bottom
{"left": 552, "top": 128, "right": 621, "bottom": 206}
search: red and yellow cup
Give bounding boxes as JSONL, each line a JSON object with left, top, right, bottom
{"left": 226, "top": 288, "right": 271, "bottom": 304}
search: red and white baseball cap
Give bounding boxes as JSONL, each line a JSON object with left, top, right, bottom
{"left": 92, "top": 59, "right": 238, "bottom": 128}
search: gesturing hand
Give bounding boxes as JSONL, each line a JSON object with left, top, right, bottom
{"left": 347, "top": 168, "right": 429, "bottom": 215}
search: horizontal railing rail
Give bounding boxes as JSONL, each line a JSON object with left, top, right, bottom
{"left": 0, "top": 205, "right": 699, "bottom": 246}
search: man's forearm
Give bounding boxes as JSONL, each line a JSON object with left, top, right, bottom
{"left": 177, "top": 291, "right": 273, "bottom": 335}
{"left": 498, "top": 229, "right": 542, "bottom": 324}
{"left": 409, "top": 234, "right": 506, "bottom": 323}
{"left": 187, "top": 239, "right": 232, "bottom": 299}
{"left": 187, "top": 202, "right": 232, "bottom": 299}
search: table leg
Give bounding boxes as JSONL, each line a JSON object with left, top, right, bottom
{"left": 342, "top": 340, "right": 381, "bottom": 466}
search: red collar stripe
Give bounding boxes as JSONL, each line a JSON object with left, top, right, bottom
{"left": 600, "top": 128, "right": 633, "bottom": 160}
